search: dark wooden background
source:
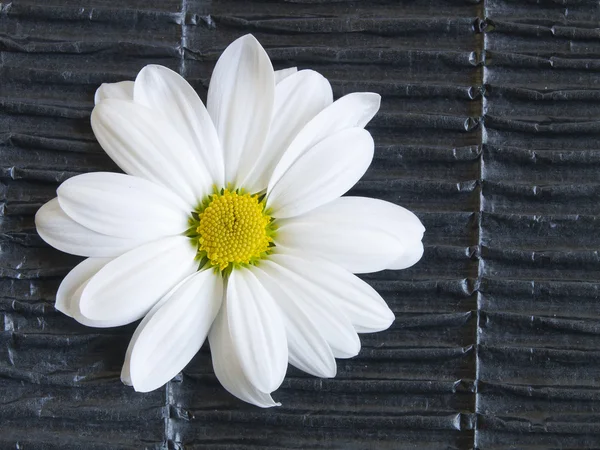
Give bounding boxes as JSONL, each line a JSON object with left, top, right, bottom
{"left": 1, "top": 0, "right": 600, "bottom": 448}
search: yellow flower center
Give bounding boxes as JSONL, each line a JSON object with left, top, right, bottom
{"left": 193, "top": 189, "right": 274, "bottom": 271}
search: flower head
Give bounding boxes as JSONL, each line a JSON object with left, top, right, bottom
{"left": 35, "top": 34, "right": 425, "bottom": 407}
{"left": 192, "top": 188, "right": 275, "bottom": 271}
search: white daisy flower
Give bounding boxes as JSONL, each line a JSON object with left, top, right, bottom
{"left": 35, "top": 34, "right": 424, "bottom": 407}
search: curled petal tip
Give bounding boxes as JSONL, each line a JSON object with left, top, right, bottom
{"left": 121, "top": 374, "right": 132, "bottom": 387}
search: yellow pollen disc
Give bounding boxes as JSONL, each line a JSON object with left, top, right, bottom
{"left": 196, "top": 189, "right": 273, "bottom": 271}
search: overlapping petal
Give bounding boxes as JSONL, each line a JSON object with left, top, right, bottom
{"left": 207, "top": 34, "right": 275, "bottom": 185}
{"left": 121, "top": 276, "right": 190, "bottom": 386}
{"left": 134, "top": 65, "right": 225, "bottom": 187}
{"left": 226, "top": 268, "right": 288, "bottom": 393}
{"left": 78, "top": 236, "right": 197, "bottom": 326}
{"left": 91, "top": 99, "right": 212, "bottom": 205}
{"left": 267, "top": 127, "right": 374, "bottom": 218}
{"left": 276, "top": 196, "right": 425, "bottom": 273}
{"left": 57, "top": 172, "right": 190, "bottom": 240}
{"left": 268, "top": 92, "right": 380, "bottom": 190}
{"left": 55, "top": 257, "right": 114, "bottom": 327}
{"left": 257, "top": 258, "right": 360, "bottom": 358}
{"left": 241, "top": 70, "right": 333, "bottom": 193}
{"left": 274, "top": 67, "right": 297, "bottom": 84}
{"left": 209, "top": 302, "right": 281, "bottom": 408}
{"left": 251, "top": 265, "right": 336, "bottom": 378}
{"left": 268, "top": 252, "right": 395, "bottom": 333}
{"left": 123, "top": 270, "right": 223, "bottom": 392}
{"left": 35, "top": 198, "right": 144, "bottom": 258}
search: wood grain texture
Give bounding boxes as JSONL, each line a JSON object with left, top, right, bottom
{"left": 0, "top": 0, "right": 598, "bottom": 448}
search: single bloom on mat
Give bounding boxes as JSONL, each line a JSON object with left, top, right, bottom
{"left": 35, "top": 34, "right": 425, "bottom": 407}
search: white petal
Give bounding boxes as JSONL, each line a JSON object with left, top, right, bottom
{"left": 267, "top": 127, "right": 374, "bottom": 219}
{"left": 268, "top": 92, "right": 381, "bottom": 189}
{"left": 94, "top": 81, "right": 134, "bottom": 104}
{"left": 269, "top": 252, "right": 395, "bottom": 333}
{"left": 250, "top": 265, "right": 336, "bottom": 378}
{"left": 274, "top": 67, "right": 297, "bottom": 84}
{"left": 207, "top": 34, "right": 275, "bottom": 185}
{"left": 57, "top": 172, "right": 190, "bottom": 240}
{"left": 78, "top": 236, "right": 197, "bottom": 326}
{"left": 276, "top": 196, "right": 425, "bottom": 273}
{"left": 91, "top": 99, "right": 212, "bottom": 205}
{"left": 124, "top": 270, "right": 223, "bottom": 392}
{"left": 35, "top": 198, "right": 144, "bottom": 258}
{"left": 56, "top": 257, "right": 114, "bottom": 327}
{"left": 388, "top": 239, "right": 425, "bottom": 270}
{"left": 209, "top": 303, "right": 280, "bottom": 408}
{"left": 133, "top": 65, "right": 224, "bottom": 187}
{"left": 226, "top": 268, "right": 288, "bottom": 393}
{"left": 240, "top": 70, "right": 333, "bottom": 193}
{"left": 121, "top": 275, "right": 191, "bottom": 386}
{"left": 258, "top": 259, "right": 360, "bottom": 358}
{"left": 276, "top": 224, "right": 401, "bottom": 275}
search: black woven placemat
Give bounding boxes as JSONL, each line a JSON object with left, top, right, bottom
{"left": 1, "top": 0, "right": 599, "bottom": 448}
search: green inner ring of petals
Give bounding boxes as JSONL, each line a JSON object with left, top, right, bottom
{"left": 187, "top": 187, "right": 276, "bottom": 274}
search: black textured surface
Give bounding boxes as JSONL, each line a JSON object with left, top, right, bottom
{"left": 1, "top": 0, "right": 600, "bottom": 448}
